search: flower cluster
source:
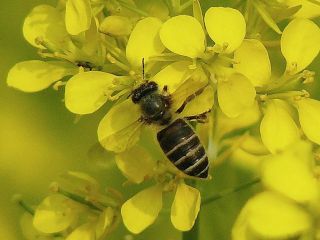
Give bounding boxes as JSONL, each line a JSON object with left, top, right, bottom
{"left": 7, "top": 0, "right": 320, "bottom": 239}
{"left": 16, "top": 172, "right": 122, "bottom": 240}
{"left": 232, "top": 141, "right": 320, "bottom": 239}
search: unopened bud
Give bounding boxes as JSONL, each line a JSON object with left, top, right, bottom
{"left": 99, "top": 16, "right": 133, "bottom": 36}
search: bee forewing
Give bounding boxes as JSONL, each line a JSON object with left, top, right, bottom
{"left": 98, "top": 99, "right": 143, "bottom": 153}
{"left": 99, "top": 119, "right": 143, "bottom": 153}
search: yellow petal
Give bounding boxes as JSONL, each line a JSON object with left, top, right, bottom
{"left": 152, "top": 61, "right": 192, "bottom": 93}
{"left": 171, "top": 183, "right": 201, "bottom": 231}
{"left": 97, "top": 99, "right": 142, "bottom": 153}
{"left": 115, "top": 145, "right": 155, "bottom": 183}
{"left": 260, "top": 100, "right": 300, "bottom": 154}
{"left": 240, "top": 135, "right": 269, "bottom": 156}
{"left": 297, "top": 98, "right": 320, "bottom": 145}
{"left": 231, "top": 148, "right": 267, "bottom": 172}
{"left": 262, "top": 141, "right": 320, "bottom": 204}
{"left": 234, "top": 39, "right": 271, "bottom": 87}
{"left": 20, "top": 213, "right": 48, "bottom": 240}
{"left": 99, "top": 16, "right": 133, "bottom": 36}
{"left": 126, "top": 17, "right": 165, "bottom": 67}
{"left": 286, "top": 0, "right": 320, "bottom": 18}
{"left": 66, "top": 223, "right": 95, "bottom": 240}
{"left": 23, "top": 5, "right": 68, "bottom": 49}
{"left": 231, "top": 204, "right": 250, "bottom": 240}
{"left": 65, "top": 0, "right": 92, "bottom": 35}
{"left": 160, "top": 15, "right": 205, "bottom": 58}
{"left": 33, "top": 194, "right": 77, "bottom": 234}
{"left": 217, "top": 73, "right": 256, "bottom": 118}
{"left": 205, "top": 7, "right": 246, "bottom": 53}
{"left": 7, "top": 60, "right": 75, "bottom": 92}
{"left": 247, "top": 192, "right": 312, "bottom": 238}
{"left": 121, "top": 185, "right": 163, "bottom": 234}
{"left": 65, "top": 71, "right": 115, "bottom": 114}
{"left": 95, "top": 208, "right": 114, "bottom": 238}
{"left": 281, "top": 19, "right": 320, "bottom": 74}
{"left": 217, "top": 101, "right": 261, "bottom": 137}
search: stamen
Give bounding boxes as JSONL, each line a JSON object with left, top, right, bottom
{"left": 52, "top": 81, "right": 66, "bottom": 91}
{"left": 106, "top": 53, "right": 130, "bottom": 72}
{"left": 258, "top": 90, "right": 310, "bottom": 101}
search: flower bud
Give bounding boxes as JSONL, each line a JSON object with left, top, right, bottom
{"left": 99, "top": 16, "right": 133, "bottom": 36}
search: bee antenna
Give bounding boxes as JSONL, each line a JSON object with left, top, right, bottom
{"left": 142, "top": 58, "right": 145, "bottom": 81}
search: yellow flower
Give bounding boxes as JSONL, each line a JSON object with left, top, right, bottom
{"left": 158, "top": 7, "right": 256, "bottom": 118}
{"left": 121, "top": 181, "right": 200, "bottom": 233}
{"left": 7, "top": 2, "right": 107, "bottom": 93}
{"left": 239, "top": 18, "right": 320, "bottom": 153}
{"left": 19, "top": 172, "right": 120, "bottom": 240}
{"left": 232, "top": 141, "right": 320, "bottom": 240}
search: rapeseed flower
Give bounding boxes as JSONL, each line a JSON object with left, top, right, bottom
{"left": 18, "top": 172, "right": 121, "bottom": 240}
{"left": 232, "top": 141, "right": 320, "bottom": 239}
{"left": 257, "top": 18, "right": 320, "bottom": 153}
{"left": 157, "top": 6, "right": 257, "bottom": 118}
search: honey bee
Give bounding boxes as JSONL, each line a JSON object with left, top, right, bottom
{"left": 98, "top": 60, "right": 213, "bottom": 179}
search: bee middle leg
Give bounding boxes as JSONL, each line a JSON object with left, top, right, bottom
{"left": 184, "top": 110, "right": 211, "bottom": 123}
{"left": 175, "top": 84, "right": 208, "bottom": 114}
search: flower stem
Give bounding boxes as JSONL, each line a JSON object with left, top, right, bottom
{"left": 202, "top": 178, "right": 260, "bottom": 206}
{"left": 57, "top": 188, "right": 103, "bottom": 211}
{"left": 18, "top": 200, "right": 35, "bottom": 215}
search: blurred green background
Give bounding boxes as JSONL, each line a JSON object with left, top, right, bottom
{"left": 1, "top": 1, "right": 318, "bottom": 240}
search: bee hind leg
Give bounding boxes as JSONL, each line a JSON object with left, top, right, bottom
{"left": 175, "top": 84, "right": 208, "bottom": 114}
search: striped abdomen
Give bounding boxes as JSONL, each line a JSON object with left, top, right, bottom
{"left": 157, "top": 118, "right": 209, "bottom": 179}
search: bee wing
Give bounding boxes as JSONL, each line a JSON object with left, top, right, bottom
{"left": 171, "top": 69, "right": 214, "bottom": 118}
{"left": 98, "top": 99, "right": 143, "bottom": 153}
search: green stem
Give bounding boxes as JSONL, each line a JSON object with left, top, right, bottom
{"left": 202, "top": 178, "right": 260, "bottom": 206}
{"left": 180, "top": 0, "right": 193, "bottom": 12}
{"left": 57, "top": 188, "right": 103, "bottom": 211}
{"left": 18, "top": 200, "right": 35, "bottom": 215}
{"left": 117, "top": 0, "right": 149, "bottom": 16}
